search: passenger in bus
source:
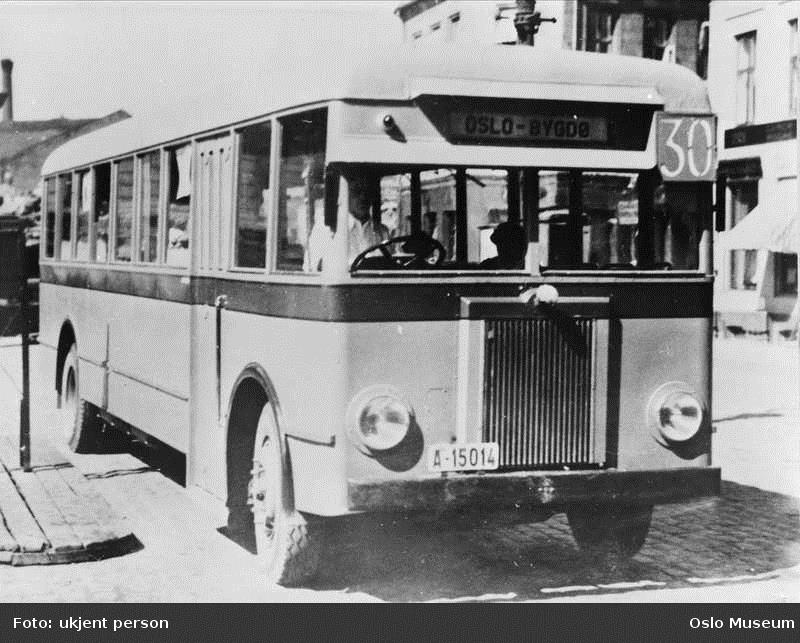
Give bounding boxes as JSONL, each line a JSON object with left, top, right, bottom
{"left": 347, "top": 174, "right": 389, "bottom": 262}
{"left": 480, "top": 221, "right": 526, "bottom": 269}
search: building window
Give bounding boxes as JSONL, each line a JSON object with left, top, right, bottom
{"left": 735, "top": 31, "right": 757, "bottom": 125}
{"left": 448, "top": 12, "right": 460, "bottom": 40}
{"left": 644, "top": 16, "right": 673, "bottom": 60}
{"left": 728, "top": 180, "right": 758, "bottom": 290}
{"left": 166, "top": 144, "right": 192, "bottom": 267}
{"left": 775, "top": 253, "right": 798, "bottom": 296}
{"left": 790, "top": 20, "right": 799, "bottom": 114}
{"left": 113, "top": 158, "right": 134, "bottom": 262}
{"left": 586, "top": 10, "right": 616, "bottom": 53}
{"left": 137, "top": 150, "right": 161, "bottom": 263}
{"left": 235, "top": 121, "right": 271, "bottom": 269}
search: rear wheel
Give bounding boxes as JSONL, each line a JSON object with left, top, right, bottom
{"left": 248, "top": 403, "right": 323, "bottom": 586}
{"left": 567, "top": 504, "right": 652, "bottom": 561}
{"left": 59, "top": 345, "right": 103, "bottom": 453}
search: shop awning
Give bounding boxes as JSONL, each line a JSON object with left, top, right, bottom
{"left": 718, "top": 204, "right": 800, "bottom": 253}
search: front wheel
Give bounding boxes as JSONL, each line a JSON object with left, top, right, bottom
{"left": 59, "top": 345, "right": 103, "bottom": 453}
{"left": 567, "top": 504, "right": 653, "bottom": 560}
{"left": 249, "top": 405, "right": 323, "bottom": 586}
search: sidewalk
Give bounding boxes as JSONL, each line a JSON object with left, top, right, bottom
{"left": 0, "top": 432, "right": 140, "bottom": 566}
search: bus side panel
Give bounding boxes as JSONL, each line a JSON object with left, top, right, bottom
{"left": 37, "top": 282, "right": 63, "bottom": 406}
{"left": 38, "top": 282, "right": 107, "bottom": 407}
{"left": 186, "top": 304, "right": 222, "bottom": 494}
{"left": 102, "top": 291, "right": 191, "bottom": 452}
{"left": 77, "top": 358, "right": 105, "bottom": 409}
{"left": 106, "top": 293, "right": 191, "bottom": 400}
{"left": 616, "top": 317, "right": 712, "bottom": 470}
{"left": 194, "top": 311, "right": 350, "bottom": 508}
{"left": 39, "top": 283, "right": 108, "bottom": 368}
{"left": 107, "top": 373, "right": 190, "bottom": 452}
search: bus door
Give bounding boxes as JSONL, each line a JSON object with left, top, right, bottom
{"left": 190, "top": 134, "right": 234, "bottom": 492}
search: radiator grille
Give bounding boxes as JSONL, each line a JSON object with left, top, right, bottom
{"left": 483, "top": 318, "right": 597, "bottom": 469}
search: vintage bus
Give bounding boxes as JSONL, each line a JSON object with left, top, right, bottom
{"left": 39, "top": 43, "right": 719, "bottom": 585}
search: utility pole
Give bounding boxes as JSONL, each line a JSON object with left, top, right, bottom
{"left": 514, "top": 0, "right": 556, "bottom": 47}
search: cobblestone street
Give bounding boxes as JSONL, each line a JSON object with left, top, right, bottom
{"left": 0, "top": 337, "right": 798, "bottom": 602}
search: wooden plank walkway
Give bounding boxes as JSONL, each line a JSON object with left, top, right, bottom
{"left": 0, "top": 435, "right": 141, "bottom": 565}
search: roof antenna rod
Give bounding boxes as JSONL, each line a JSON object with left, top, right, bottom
{"left": 511, "top": 0, "right": 557, "bottom": 47}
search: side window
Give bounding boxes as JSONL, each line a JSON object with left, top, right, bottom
{"left": 114, "top": 157, "right": 134, "bottom": 262}
{"left": 76, "top": 170, "right": 91, "bottom": 261}
{"left": 138, "top": 150, "right": 161, "bottom": 263}
{"left": 94, "top": 163, "right": 111, "bottom": 262}
{"left": 166, "top": 144, "right": 192, "bottom": 267}
{"left": 58, "top": 173, "right": 73, "bottom": 260}
{"left": 276, "top": 109, "right": 327, "bottom": 272}
{"left": 44, "top": 178, "right": 56, "bottom": 258}
{"left": 235, "top": 122, "right": 271, "bottom": 268}
{"left": 380, "top": 173, "right": 412, "bottom": 239}
{"left": 467, "top": 168, "right": 510, "bottom": 264}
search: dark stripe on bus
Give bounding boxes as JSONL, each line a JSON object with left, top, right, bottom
{"left": 40, "top": 264, "right": 712, "bottom": 322}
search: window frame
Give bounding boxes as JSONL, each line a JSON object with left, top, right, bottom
{"left": 43, "top": 177, "right": 56, "bottom": 259}
{"left": 93, "top": 162, "right": 113, "bottom": 264}
{"left": 790, "top": 20, "right": 799, "bottom": 115}
{"left": 163, "top": 141, "right": 195, "bottom": 270}
{"left": 735, "top": 31, "right": 757, "bottom": 125}
{"left": 774, "top": 252, "right": 798, "bottom": 296}
{"left": 75, "top": 167, "right": 92, "bottom": 262}
{"left": 111, "top": 156, "right": 135, "bottom": 264}
{"left": 135, "top": 148, "right": 164, "bottom": 265}
{"left": 230, "top": 119, "right": 273, "bottom": 273}
{"left": 55, "top": 172, "right": 74, "bottom": 262}
{"left": 271, "top": 107, "right": 328, "bottom": 275}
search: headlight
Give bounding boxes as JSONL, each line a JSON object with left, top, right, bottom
{"left": 647, "top": 382, "right": 706, "bottom": 444}
{"left": 347, "top": 386, "right": 414, "bottom": 453}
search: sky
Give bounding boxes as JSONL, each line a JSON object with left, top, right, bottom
{"left": 2, "top": 1, "right": 400, "bottom": 121}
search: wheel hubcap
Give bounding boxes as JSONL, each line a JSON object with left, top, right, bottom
{"left": 61, "top": 366, "right": 78, "bottom": 440}
{"left": 248, "top": 431, "right": 277, "bottom": 554}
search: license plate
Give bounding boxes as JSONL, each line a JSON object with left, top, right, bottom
{"left": 427, "top": 442, "right": 499, "bottom": 472}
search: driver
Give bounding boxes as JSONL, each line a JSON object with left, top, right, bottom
{"left": 347, "top": 174, "right": 389, "bottom": 263}
{"left": 480, "top": 222, "right": 526, "bottom": 270}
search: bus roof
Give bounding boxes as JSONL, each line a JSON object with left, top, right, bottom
{"left": 42, "top": 42, "right": 710, "bottom": 176}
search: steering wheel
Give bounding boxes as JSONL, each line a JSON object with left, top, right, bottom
{"left": 350, "top": 235, "right": 447, "bottom": 271}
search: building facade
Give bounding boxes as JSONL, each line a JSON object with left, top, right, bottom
{"left": 709, "top": 1, "right": 799, "bottom": 335}
{"left": 395, "top": 0, "right": 709, "bottom": 77}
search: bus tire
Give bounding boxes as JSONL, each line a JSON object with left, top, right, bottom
{"left": 264, "top": 510, "right": 324, "bottom": 587}
{"left": 60, "top": 346, "right": 102, "bottom": 453}
{"left": 566, "top": 504, "right": 652, "bottom": 561}
{"left": 250, "top": 403, "right": 323, "bottom": 586}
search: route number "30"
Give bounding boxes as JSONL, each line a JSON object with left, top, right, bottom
{"left": 656, "top": 113, "right": 716, "bottom": 182}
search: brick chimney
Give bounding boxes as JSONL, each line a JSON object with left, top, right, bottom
{"left": 1, "top": 59, "right": 13, "bottom": 122}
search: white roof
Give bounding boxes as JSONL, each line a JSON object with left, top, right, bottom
{"left": 42, "top": 43, "right": 711, "bottom": 176}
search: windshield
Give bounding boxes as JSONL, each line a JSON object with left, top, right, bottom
{"left": 298, "top": 164, "right": 706, "bottom": 274}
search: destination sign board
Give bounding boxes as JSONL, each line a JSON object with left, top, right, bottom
{"left": 449, "top": 112, "right": 608, "bottom": 144}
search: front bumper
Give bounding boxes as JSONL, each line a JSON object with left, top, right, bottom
{"left": 347, "top": 466, "right": 720, "bottom": 513}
